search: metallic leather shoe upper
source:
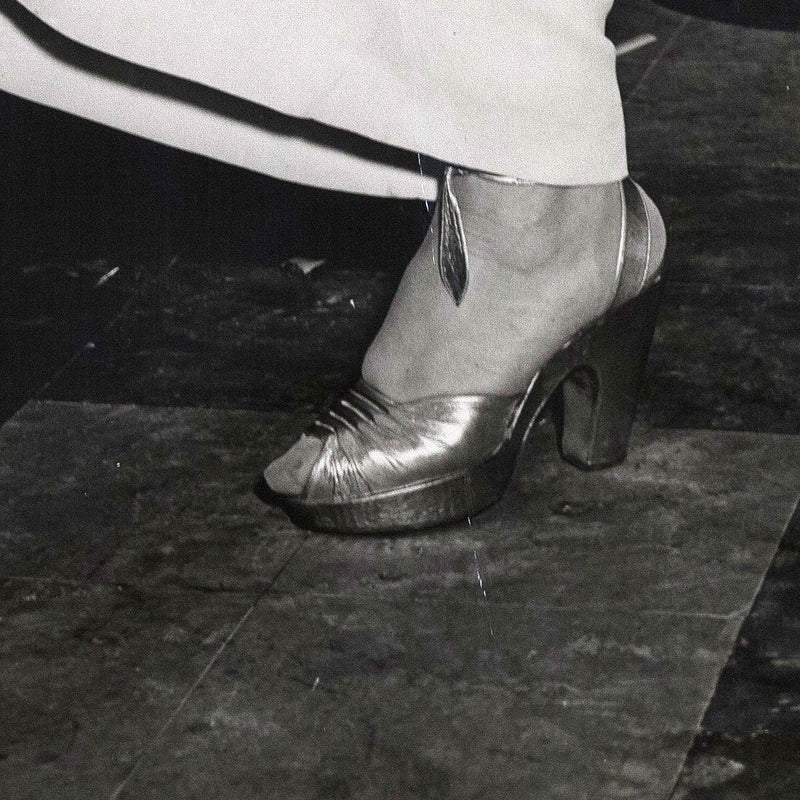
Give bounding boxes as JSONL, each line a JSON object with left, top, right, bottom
{"left": 611, "top": 178, "right": 661, "bottom": 309}
{"left": 438, "top": 167, "right": 470, "bottom": 305}
{"left": 299, "top": 381, "right": 521, "bottom": 502}
{"left": 270, "top": 176, "right": 663, "bottom": 505}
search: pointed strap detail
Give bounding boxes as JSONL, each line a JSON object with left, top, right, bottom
{"left": 438, "top": 166, "right": 469, "bottom": 305}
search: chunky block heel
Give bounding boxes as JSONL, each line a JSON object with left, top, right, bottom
{"left": 558, "top": 281, "right": 663, "bottom": 470}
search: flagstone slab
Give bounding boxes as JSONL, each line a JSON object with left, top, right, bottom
{"left": 4, "top": 403, "right": 792, "bottom": 798}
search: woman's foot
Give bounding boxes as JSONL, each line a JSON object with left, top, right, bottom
{"left": 362, "top": 171, "right": 625, "bottom": 401}
{"left": 265, "top": 170, "right": 665, "bottom": 496}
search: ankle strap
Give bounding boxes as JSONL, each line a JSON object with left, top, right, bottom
{"left": 459, "top": 168, "right": 540, "bottom": 186}
{"left": 438, "top": 170, "right": 657, "bottom": 310}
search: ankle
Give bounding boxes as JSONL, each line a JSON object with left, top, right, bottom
{"left": 453, "top": 174, "right": 622, "bottom": 278}
{"left": 360, "top": 172, "right": 627, "bottom": 402}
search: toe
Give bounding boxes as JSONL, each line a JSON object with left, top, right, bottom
{"left": 263, "top": 434, "right": 323, "bottom": 495}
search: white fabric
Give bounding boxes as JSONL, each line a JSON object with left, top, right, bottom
{"left": 2, "top": 1, "right": 626, "bottom": 198}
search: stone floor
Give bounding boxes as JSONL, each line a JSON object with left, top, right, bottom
{"left": 2, "top": 1, "right": 800, "bottom": 797}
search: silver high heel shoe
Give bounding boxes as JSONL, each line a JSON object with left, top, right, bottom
{"left": 262, "top": 171, "right": 665, "bottom": 534}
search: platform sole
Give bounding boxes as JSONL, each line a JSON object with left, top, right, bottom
{"left": 275, "top": 283, "right": 664, "bottom": 534}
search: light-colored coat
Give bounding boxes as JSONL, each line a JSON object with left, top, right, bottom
{"left": 1, "top": 0, "right": 624, "bottom": 197}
